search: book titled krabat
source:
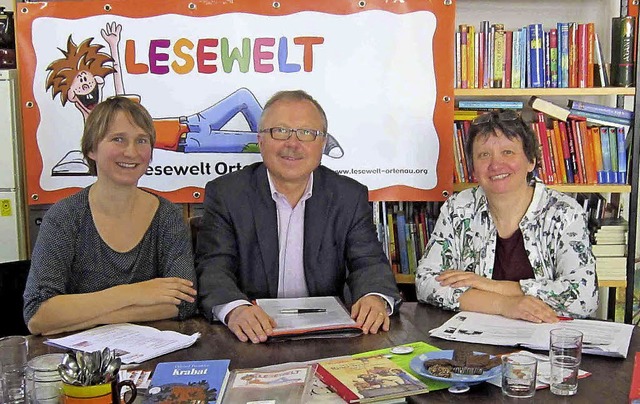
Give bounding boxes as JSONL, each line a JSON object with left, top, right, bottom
{"left": 144, "top": 360, "right": 230, "bottom": 403}
{"left": 316, "top": 355, "right": 429, "bottom": 403}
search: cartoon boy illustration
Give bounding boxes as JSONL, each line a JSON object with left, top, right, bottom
{"left": 45, "top": 22, "right": 343, "bottom": 176}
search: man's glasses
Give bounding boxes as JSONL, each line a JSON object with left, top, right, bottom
{"left": 471, "top": 110, "right": 520, "bottom": 126}
{"left": 259, "top": 127, "right": 327, "bottom": 142}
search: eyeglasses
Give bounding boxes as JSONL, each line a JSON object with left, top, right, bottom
{"left": 471, "top": 110, "right": 520, "bottom": 126}
{"left": 259, "top": 127, "right": 327, "bottom": 142}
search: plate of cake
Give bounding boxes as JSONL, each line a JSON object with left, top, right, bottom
{"left": 409, "top": 350, "right": 501, "bottom": 385}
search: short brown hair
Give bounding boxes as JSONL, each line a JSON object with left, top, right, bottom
{"left": 465, "top": 111, "right": 540, "bottom": 183}
{"left": 81, "top": 97, "right": 156, "bottom": 176}
{"left": 259, "top": 90, "right": 328, "bottom": 133}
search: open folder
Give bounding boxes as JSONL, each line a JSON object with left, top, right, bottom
{"left": 255, "top": 296, "right": 363, "bottom": 341}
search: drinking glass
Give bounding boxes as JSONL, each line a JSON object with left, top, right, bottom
{"left": 25, "top": 353, "right": 64, "bottom": 404}
{"left": 549, "top": 328, "right": 583, "bottom": 396}
{"left": 501, "top": 353, "right": 537, "bottom": 398}
{"left": 0, "top": 335, "right": 28, "bottom": 403}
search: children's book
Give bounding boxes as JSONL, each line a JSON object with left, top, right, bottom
{"left": 315, "top": 355, "right": 429, "bottom": 403}
{"left": 219, "top": 364, "right": 315, "bottom": 404}
{"left": 144, "top": 360, "right": 230, "bottom": 403}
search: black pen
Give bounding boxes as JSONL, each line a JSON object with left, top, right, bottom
{"left": 279, "top": 308, "right": 327, "bottom": 314}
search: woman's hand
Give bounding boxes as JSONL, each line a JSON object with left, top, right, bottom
{"left": 497, "top": 295, "right": 559, "bottom": 324}
{"left": 129, "top": 277, "right": 196, "bottom": 306}
{"left": 436, "top": 270, "right": 496, "bottom": 291}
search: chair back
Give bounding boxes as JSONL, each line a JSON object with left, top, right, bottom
{"left": 189, "top": 216, "right": 202, "bottom": 253}
{"left": 0, "top": 260, "right": 31, "bottom": 336}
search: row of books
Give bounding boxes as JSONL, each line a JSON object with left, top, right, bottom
{"left": 373, "top": 201, "right": 442, "bottom": 275}
{"left": 455, "top": 17, "right": 636, "bottom": 89}
{"left": 143, "top": 354, "right": 431, "bottom": 403}
{"left": 453, "top": 98, "right": 632, "bottom": 185}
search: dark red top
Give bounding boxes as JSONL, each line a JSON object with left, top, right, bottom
{"left": 492, "top": 228, "right": 535, "bottom": 281}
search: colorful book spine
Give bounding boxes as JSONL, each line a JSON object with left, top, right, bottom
{"left": 468, "top": 25, "right": 476, "bottom": 88}
{"left": 608, "top": 127, "right": 618, "bottom": 180}
{"left": 580, "top": 121, "right": 597, "bottom": 184}
{"left": 591, "top": 127, "right": 604, "bottom": 184}
{"left": 535, "top": 112, "right": 555, "bottom": 183}
{"left": 395, "top": 211, "right": 410, "bottom": 275}
{"left": 568, "top": 109, "right": 632, "bottom": 126}
{"left": 552, "top": 121, "right": 567, "bottom": 183}
{"left": 568, "top": 22, "right": 578, "bottom": 87}
{"left": 544, "top": 31, "right": 551, "bottom": 88}
{"left": 504, "top": 30, "right": 513, "bottom": 88}
{"left": 572, "top": 120, "right": 587, "bottom": 183}
{"left": 614, "top": 16, "right": 636, "bottom": 87}
{"left": 600, "top": 127, "right": 612, "bottom": 184}
{"left": 493, "top": 23, "right": 505, "bottom": 88}
{"left": 512, "top": 30, "right": 521, "bottom": 88}
{"left": 521, "top": 26, "right": 528, "bottom": 88}
{"left": 586, "top": 22, "right": 595, "bottom": 87}
{"left": 559, "top": 22, "right": 570, "bottom": 88}
{"left": 593, "top": 33, "right": 609, "bottom": 87}
{"left": 577, "top": 23, "right": 588, "bottom": 88}
{"left": 528, "top": 24, "right": 544, "bottom": 88}
{"left": 460, "top": 25, "right": 468, "bottom": 89}
{"left": 457, "top": 100, "right": 524, "bottom": 109}
{"left": 567, "top": 100, "right": 633, "bottom": 120}
{"left": 558, "top": 120, "right": 575, "bottom": 183}
{"left": 617, "top": 127, "right": 627, "bottom": 184}
{"left": 549, "top": 28, "right": 559, "bottom": 88}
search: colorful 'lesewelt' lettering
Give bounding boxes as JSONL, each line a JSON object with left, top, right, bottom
{"left": 124, "top": 36, "right": 323, "bottom": 74}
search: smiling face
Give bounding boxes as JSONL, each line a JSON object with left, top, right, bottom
{"left": 258, "top": 98, "right": 326, "bottom": 191}
{"left": 67, "top": 71, "right": 104, "bottom": 119}
{"left": 88, "top": 110, "right": 152, "bottom": 188}
{"left": 472, "top": 129, "right": 536, "bottom": 198}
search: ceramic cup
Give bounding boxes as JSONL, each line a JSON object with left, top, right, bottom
{"left": 61, "top": 379, "right": 137, "bottom": 404}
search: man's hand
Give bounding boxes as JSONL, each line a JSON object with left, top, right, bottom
{"left": 226, "top": 305, "right": 277, "bottom": 343}
{"left": 436, "top": 270, "right": 496, "bottom": 291}
{"left": 498, "top": 295, "right": 559, "bottom": 324}
{"left": 130, "top": 277, "right": 196, "bottom": 306}
{"left": 351, "top": 295, "right": 390, "bottom": 334}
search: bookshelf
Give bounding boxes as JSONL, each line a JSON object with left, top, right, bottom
{"left": 446, "top": 0, "right": 640, "bottom": 323}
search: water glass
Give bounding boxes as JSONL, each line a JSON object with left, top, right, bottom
{"left": 0, "top": 335, "right": 28, "bottom": 403}
{"left": 25, "top": 353, "right": 64, "bottom": 404}
{"left": 549, "top": 328, "right": 583, "bottom": 396}
{"left": 501, "top": 353, "right": 537, "bottom": 398}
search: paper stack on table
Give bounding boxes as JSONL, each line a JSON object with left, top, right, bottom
{"left": 46, "top": 323, "right": 200, "bottom": 364}
{"left": 430, "top": 311, "right": 634, "bottom": 358}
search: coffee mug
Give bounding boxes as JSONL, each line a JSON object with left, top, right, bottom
{"left": 61, "top": 380, "right": 137, "bottom": 404}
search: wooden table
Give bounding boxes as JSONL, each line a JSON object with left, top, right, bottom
{"left": 28, "top": 303, "right": 637, "bottom": 403}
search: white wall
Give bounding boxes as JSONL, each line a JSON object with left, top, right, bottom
{"left": 0, "top": 0, "right": 14, "bottom": 12}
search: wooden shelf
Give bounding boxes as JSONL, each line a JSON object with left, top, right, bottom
{"left": 455, "top": 88, "right": 636, "bottom": 97}
{"left": 395, "top": 274, "right": 415, "bottom": 284}
{"left": 452, "top": 183, "right": 631, "bottom": 193}
{"left": 598, "top": 279, "right": 626, "bottom": 288}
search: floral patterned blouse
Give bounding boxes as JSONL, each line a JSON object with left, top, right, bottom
{"left": 415, "top": 182, "right": 598, "bottom": 318}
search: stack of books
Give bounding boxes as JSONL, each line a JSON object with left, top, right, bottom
{"left": 592, "top": 218, "right": 628, "bottom": 283}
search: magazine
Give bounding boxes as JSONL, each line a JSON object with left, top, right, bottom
{"left": 429, "top": 311, "right": 634, "bottom": 358}
{"left": 255, "top": 296, "right": 362, "bottom": 341}
{"left": 315, "top": 355, "right": 429, "bottom": 403}
{"left": 144, "top": 360, "right": 230, "bottom": 403}
{"left": 219, "top": 364, "right": 315, "bottom": 404}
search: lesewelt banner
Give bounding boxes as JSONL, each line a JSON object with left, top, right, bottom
{"left": 17, "top": 0, "right": 453, "bottom": 204}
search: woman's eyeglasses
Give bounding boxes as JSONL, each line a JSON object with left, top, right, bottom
{"left": 471, "top": 110, "right": 520, "bottom": 126}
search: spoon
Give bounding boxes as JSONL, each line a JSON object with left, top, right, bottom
{"left": 58, "top": 363, "right": 81, "bottom": 385}
{"left": 104, "top": 357, "right": 121, "bottom": 383}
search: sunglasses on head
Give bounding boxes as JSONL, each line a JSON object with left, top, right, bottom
{"left": 471, "top": 110, "right": 520, "bottom": 125}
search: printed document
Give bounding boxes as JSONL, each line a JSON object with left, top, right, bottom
{"left": 255, "top": 296, "right": 362, "bottom": 340}
{"left": 430, "top": 311, "right": 634, "bottom": 358}
{"left": 46, "top": 323, "right": 200, "bottom": 364}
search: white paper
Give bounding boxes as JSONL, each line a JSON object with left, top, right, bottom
{"left": 429, "top": 312, "right": 634, "bottom": 358}
{"left": 256, "top": 296, "right": 358, "bottom": 334}
{"left": 45, "top": 323, "right": 200, "bottom": 364}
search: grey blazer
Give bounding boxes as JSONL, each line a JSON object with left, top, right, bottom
{"left": 195, "top": 162, "right": 401, "bottom": 322}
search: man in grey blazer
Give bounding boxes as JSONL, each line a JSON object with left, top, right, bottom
{"left": 196, "top": 90, "right": 401, "bottom": 343}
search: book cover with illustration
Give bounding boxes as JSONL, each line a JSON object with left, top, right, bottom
{"left": 316, "top": 355, "right": 429, "bottom": 403}
{"left": 144, "top": 360, "right": 230, "bottom": 403}
{"left": 219, "top": 364, "right": 314, "bottom": 404}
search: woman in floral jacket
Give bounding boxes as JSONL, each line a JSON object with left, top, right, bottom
{"left": 415, "top": 111, "right": 598, "bottom": 322}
